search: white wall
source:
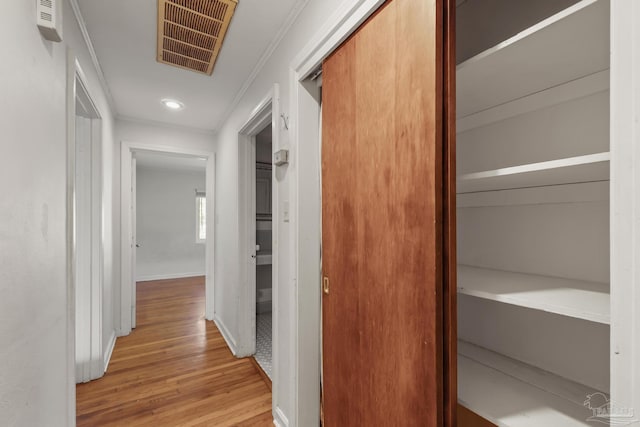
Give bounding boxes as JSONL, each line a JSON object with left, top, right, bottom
{"left": 0, "top": 0, "right": 116, "bottom": 425}
{"left": 213, "top": 0, "right": 343, "bottom": 423}
{"left": 113, "top": 119, "right": 216, "bottom": 333}
{"left": 136, "top": 166, "right": 206, "bottom": 281}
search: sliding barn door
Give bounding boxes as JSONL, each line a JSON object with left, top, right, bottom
{"left": 321, "top": 0, "right": 455, "bottom": 425}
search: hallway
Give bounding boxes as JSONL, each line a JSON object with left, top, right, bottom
{"left": 76, "top": 277, "right": 272, "bottom": 426}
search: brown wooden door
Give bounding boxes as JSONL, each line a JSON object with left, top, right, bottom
{"left": 321, "top": 0, "right": 456, "bottom": 425}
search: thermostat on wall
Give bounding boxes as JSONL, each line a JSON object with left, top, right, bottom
{"left": 274, "top": 149, "right": 289, "bottom": 166}
{"left": 37, "top": 0, "right": 63, "bottom": 42}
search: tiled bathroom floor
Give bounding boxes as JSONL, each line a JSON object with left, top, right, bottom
{"left": 255, "top": 312, "right": 272, "bottom": 379}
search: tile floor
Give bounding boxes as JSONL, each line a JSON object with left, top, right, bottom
{"left": 255, "top": 312, "right": 272, "bottom": 379}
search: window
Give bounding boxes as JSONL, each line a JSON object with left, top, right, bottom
{"left": 196, "top": 191, "right": 206, "bottom": 243}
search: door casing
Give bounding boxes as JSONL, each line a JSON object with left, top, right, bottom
{"left": 119, "top": 142, "right": 216, "bottom": 336}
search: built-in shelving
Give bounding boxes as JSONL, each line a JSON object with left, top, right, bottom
{"left": 459, "top": 341, "right": 598, "bottom": 427}
{"left": 457, "top": 0, "right": 609, "bottom": 119}
{"left": 458, "top": 265, "right": 609, "bottom": 324}
{"left": 456, "top": 0, "right": 612, "bottom": 424}
{"left": 457, "top": 152, "right": 609, "bottom": 194}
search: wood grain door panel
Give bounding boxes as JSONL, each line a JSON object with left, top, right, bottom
{"left": 322, "top": 0, "right": 454, "bottom": 425}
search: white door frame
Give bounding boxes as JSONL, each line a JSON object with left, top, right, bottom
{"left": 285, "top": 1, "right": 384, "bottom": 425}
{"left": 67, "top": 53, "right": 106, "bottom": 386}
{"left": 119, "top": 141, "right": 216, "bottom": 336}
{"left": 236, "top": 84, "right": 281, "bottom": 407}
{"left": 610, "top": 0, "right": 640, "bottom": 417}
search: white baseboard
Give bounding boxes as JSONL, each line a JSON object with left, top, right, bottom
{"left": 273, "top": 407, "right": 289, "bottom": 427}
{"left": 136, "top": 272, "right": 205, "bottom": 282}
{"left": 213, "top": 314, "right": 238, "bottom": 356}
{"left": 103, "top": 331, "right": 117, "bottom": 372}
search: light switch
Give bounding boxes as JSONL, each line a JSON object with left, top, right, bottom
{"left": 283, "top": 200, "right": 290, "bottom": 222}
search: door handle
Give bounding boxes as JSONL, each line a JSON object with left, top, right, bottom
{"left": 136, "top": 244, "right": 141, "bottom": 248}
{"left": 251, "top": 254, "right": 257, "bottom": 259}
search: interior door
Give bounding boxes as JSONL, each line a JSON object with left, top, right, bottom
{"left": 321, "top": 0, "right": 456, "bottom": 425}
{"left": 131, "top": 156, "right": 137, "bottom": 329}
{"left": 75, "top": 115, "right": 92, "bottom": 383}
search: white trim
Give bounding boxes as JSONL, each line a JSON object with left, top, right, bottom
{"left": 273, "top": 407, "right": 290, "bottom": 427}
{"left": 610, "top": 0, "right": 640, "bottom": 416}
{"left": 137, "top": 272, "right": 206, "bottom": 282}
{"left": 290, "top": 0, "right": 385, "bottom": 79}
{"left": 215, "top": 0, "right": 310, "bottom": 131}
{"left": 69, "top": 55, "right": 106, "bottom": 386}
{"left": 68, "top": 0, "right": 116, "bottom": 112}
{"left": 237, "top": 86, "right": 281, "bottom": 414}
{"left": 287, "top": 1, "right": 383, "bottom": 425}
{"left": 103, "top": 331, "right": 117, "bottom": 373}
{"left": 117, "top": 115, "right": 217, "bottom": 136}
{"left": 65, "top": 47, "right": 77, "bottom": 427}
{"left": 120, "top": 141, "right": 216, "bottom": 335}
{"left": 214, "top": 314, "right": 238, "bottom": 355}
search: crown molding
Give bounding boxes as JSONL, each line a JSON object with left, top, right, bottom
{"left": 68, "top": 0, "right": 117, "bottom": 113}
{"left": 213, "top": 0, "right": 312, "bottom": 132}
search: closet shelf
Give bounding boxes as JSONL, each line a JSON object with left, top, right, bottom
{"left": 458, "top": 265, "right": 609, "bottom": 324}
{"left": 457, "top": 152, "right": 610, "bottom": 194}
{"left": 459, "top": 341, "right": 599, "bottom": 427}
{"left": 456, "top": 0, "right": 609, "bottom": 119}
{"left": 256, "top": 253, "right": 272, "bottom": 265}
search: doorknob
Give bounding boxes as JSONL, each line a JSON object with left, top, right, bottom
{"left": 251, "top": 254, "right": 257, "bottom": 259}
{"left": 323, "top": 276, "right": 330, "bottom": 295}
{"left": 136, "top": 244, "right": 141, "bottom": 248}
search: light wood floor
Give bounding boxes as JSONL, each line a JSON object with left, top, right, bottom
{"left": 76, "top": 277, "right": 272, "bottom": 427}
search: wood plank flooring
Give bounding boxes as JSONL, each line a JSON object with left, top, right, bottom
{"left": 76, "top": 277, "right": 272, "bottom": 427}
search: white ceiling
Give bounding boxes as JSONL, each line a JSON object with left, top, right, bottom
{"left": 136, "top": 151, "right": 207, "bottom": 172}
{"left": 78, "top": 0, "right": 301, "bottom": 131}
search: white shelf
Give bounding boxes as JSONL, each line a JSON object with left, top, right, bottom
{"left": 457, "top": 0, "right": 609, "bottom": 118}
{"left": 256, "top": 253, "right": 272, "bottom": 265}
{"left": 457, "top": 152, "right": 609, "bottom": 193}
{"left": 458, "top": 265, "right": 609, "bottom": 324}
{"left": 459, "top": 341, "right": 598, "bottom": 427}
{"left": 457, "top": 70, "right": 609, "bottom": 134}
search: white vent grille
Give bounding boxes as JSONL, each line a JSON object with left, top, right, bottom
{"left": 37, "top": 0, "right": 62, "bottom": 42}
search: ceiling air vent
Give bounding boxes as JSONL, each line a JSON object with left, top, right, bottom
{"left": 157, "top": 0, "right": 238, "bottom": 75}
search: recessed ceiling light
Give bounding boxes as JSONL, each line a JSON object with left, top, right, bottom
{"left": 162, "top": 99, "right": 184, "bottom": 110}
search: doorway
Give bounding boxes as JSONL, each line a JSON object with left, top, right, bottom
{"left": 236, "top": 85, "right": 280, "bottom": 416}
{"left": 73, "top": 68, "right": 105, "bottom": 384}
{"left": 120, "top": 142, "right": 215, "bottom": 336}
{"left": 254, "top": 124, "right": 274, "bottom": 379}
